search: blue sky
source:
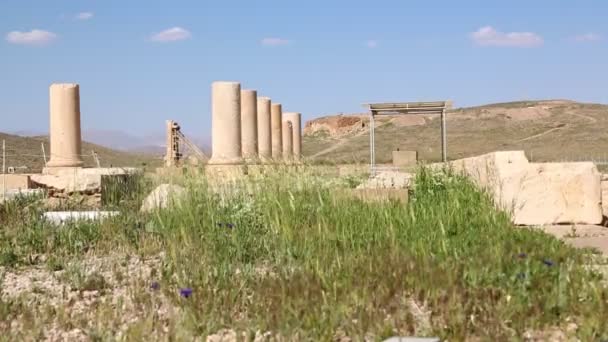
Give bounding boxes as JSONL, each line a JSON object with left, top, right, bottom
{"left": 1, "top": 0, "right": 606, "bottom": 141}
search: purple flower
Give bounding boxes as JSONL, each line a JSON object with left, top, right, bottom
{"left": 226, "top": 223, "right": 235, "bottom": 229}
{"left": 150, "top": 281, "right": 160, "bottom": 290}
{"left": 543, "top": 259, "right": 554, "bottom": 267}
{"left": 180, "top": 288, "right": 193, "bottom": 298}
{"left": 517, "top": 253, "right": 527, "bottom": 259}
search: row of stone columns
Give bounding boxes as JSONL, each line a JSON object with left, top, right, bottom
{"left": 208, "top": 81, "right": 302, "bottom": 166}
{"left": 44, "top": 81, "right": 302, "bottom": 171}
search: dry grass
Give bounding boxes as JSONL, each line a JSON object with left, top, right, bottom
{"left": 303, "top": 100, "right": 608, "bottom": 164}
{"left": 0, "top": 133, "right": 161, "bottom": 173}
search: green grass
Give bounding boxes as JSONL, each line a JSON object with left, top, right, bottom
{"left": 0, "top": 167, "right": 607, "bottom": 340}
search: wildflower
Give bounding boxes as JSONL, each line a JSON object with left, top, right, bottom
{"left": 543, "top": 259, "right": 554, "bottom": 267}
{"left": 150, "top": 281, "right": 160, "bottom": 290}
{"left": 226, "top": 223, "right": 235, "bottom": 229}
{"left": 517, "top": 253, "right": 527, "bottom": 259}
{"left": 180, "top": 288, "right": 193, "bottom": 298}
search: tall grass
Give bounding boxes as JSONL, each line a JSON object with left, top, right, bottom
{"left": 0, "top": 167, "right": 606, "bottom": 340}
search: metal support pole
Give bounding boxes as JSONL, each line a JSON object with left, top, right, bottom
{"left": 369, "top": 111, "right": 376, "bottom": 176}
{"left": 2, "top": 140, "right": 5, "bottom": 201}
{"left": 41, "top": 142, "right": 47, "bottom": 166}
{"left": 92, "top": 150, "right": 101, "bottom": 168}
{"left": 440, "top": 109, "right": 447, "bottom": 162}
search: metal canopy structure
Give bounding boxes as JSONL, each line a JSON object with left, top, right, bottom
{"left": 364, "top": 100, "right": 452, "bottom": 175}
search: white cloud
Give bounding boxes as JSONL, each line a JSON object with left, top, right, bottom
{"left": 573, "top": 33, "right": 602, "bottom": 42}
{"left": 260, "top": 37, "right": 290, "bottom": 46}
{"left": 149, "top": 27, "right": 192, "bottom": 42}
{"left": 75, "top": 12, "right": 94, "bottom": 20}
{"left": 471, "top": 26, "right": 543, "bottom": 47}
{"left": 365, "top": 40, "right": 378, "bottom": 48}
{"left": 5, "top": 29, "right": 57, "bottom": 46}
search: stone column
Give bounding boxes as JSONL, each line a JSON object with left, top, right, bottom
{"left": 282, "top": 120, "right": 293, "bottom": 161}
{"left": 208, "top": 81, "right": 243, "bottom": 165}
{"left": 271, "top": 103, "right": 283, "bottom": 160}
{"left": 47, "top": 83, "right": 84, "bottom": 168}
{"left": 240, "top": 89, "right": 258, "bottom": 162}
{"left": 256, "top": 97, "right": 272, "bottom": 161}
{"left": 283, "top": 112, "right": 302, "bottom": 160}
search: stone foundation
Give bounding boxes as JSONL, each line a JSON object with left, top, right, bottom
{"left": 0, "top": 174, "right": 33, "bottom": 190}
{"left": 31, "top": 167, "right": 140, "bottom": 207}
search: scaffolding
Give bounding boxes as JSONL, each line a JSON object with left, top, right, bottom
{"left": 365, "top": 101, "right": 452, "bottom": 175}
{"left": 165, "top": 120, "right": 209, "bottom": 167}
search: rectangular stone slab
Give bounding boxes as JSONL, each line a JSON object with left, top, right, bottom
{"left": 451, "top": 151, "right": 602, "bottom": 226}
{"left": 392, "top": 150, "right": 418, "bottom": 168}
{"left": 512, "top": 162, "right": 602, "bottom": 225}
{"left": 336, "top": 188, "right": 409, "bottom": 204}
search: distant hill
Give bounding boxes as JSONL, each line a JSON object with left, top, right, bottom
{"left": 0, "top": 132, "right": 162, "bottom": 173}
{"left": 302, "top": 100, "right": 608, "bottom": 164}
{"left": 81, "top": 129, "right": 210, "bottom": 156}
{"left": 82, "top": 129, "right": 161, "bottom": 152}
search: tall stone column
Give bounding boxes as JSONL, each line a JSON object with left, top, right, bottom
{"left": 282, "top": 120, "right": 293, "bottom": 161}
{"left": 271, "top": 103, "right": 283, "bottom": 160}
{"left": 47, "top": 83, "right": 84, "bottom": 168}
{"left": 208, "top": 81, "right": 243, "bottom": 165}
{"left": 283, "top": 112, "right": 302, "bottom": 160}
{"left": 256, "top": 97, "right": 272, "bottom": 161}
{"left": 240, "top": 89, "right": 258, "bottom": 162}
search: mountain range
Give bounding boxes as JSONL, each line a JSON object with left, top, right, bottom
{"left": 10, "top": 129, "right": 211, "bottom": 155}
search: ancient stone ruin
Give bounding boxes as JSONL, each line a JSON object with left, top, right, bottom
{"left": 256, "top": 96, "right": 273, "bottom": 161}
{"left": 24, "top": 83, "right": 139, "bottom": 207}
{"left": 203, "top": 81, "right": 303, "bottom": 174}
{"left": 47, "top": 83, "right": 84, "bottom": 168}
{"left": 449, "top": 151, "right": 603, "bottom": 226}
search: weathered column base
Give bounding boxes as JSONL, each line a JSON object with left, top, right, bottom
{"left": 46, "top": 161, "right": 85, "bottom": 168}
{"left": 204, "top": 164, "right": 248, "bottom": 182}
{"left": 243, "top": 156, "right": 261, "bottom": 165}
{"left": 42, "top": 166, "right": 83, "bottom": 176}
{"left": 247, "top": 162, "right": 306, "bottom": 176}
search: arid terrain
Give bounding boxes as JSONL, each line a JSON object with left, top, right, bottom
{"left": 2, "top": 99, "right": 608, "bottom": 341}
{"left": 303, "top": 100, "right": 608, "bottom": 164}
{"left": 5, "top": 99, "right": 607, "bottom": 172}
{"left": 0, "top": 133, "right": 162, "bottom": 173}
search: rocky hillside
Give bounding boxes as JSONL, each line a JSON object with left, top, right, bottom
{"left": 0, "top": 132, "right": 161, "bottom": 173}
{"left": 302, "top": 100, "right": 608, "bottom": 164}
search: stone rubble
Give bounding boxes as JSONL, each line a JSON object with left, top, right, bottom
{"left": 357, "top": 171, "right": 413, "bottom": 190}
{"left": 140, "top": 183, "right": 187, "bottom": 213}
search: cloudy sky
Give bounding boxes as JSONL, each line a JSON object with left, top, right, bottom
{"left": 1, "top": 0, "right": 606, "bottom": 140}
